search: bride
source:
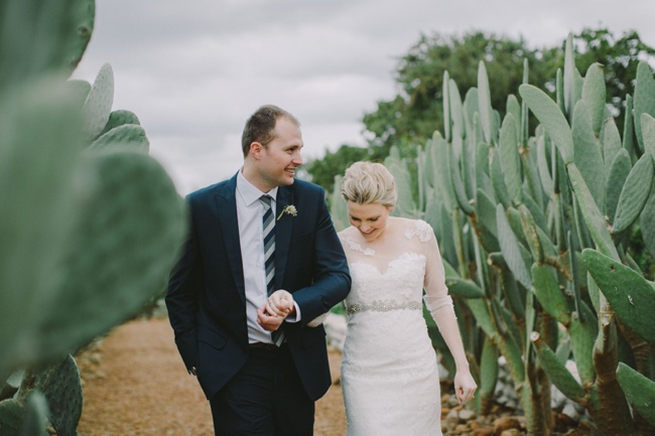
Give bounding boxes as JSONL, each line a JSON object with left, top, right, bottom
{"left": 336, "top": 161, "right": 476, "bottom": 435}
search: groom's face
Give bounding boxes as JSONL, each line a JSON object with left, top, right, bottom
{"left": 257, "top": 117, "right": 304, "bottom": 190}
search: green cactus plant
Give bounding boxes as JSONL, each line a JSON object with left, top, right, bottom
{"left": 16, "top": 355, "right": 80, "bottom": 436}
{"left": 633, "top": 62, "right": 655, "bottom": 153}
{"left": 0, "top": 0, "right": 94, "bottom": 88}
{"left": 20, "top": 391, "right": 50, "bottom": 436}
{"left": 611, "top": 153, "right": 653, "bottom": 234}
{"left": 582, "top": 249, "right": 655, "bottom": 343}
{"left": 616, "top": 362, "right": 655, "bottom": 426}
{"left": 0, "top": 399, "right": 23, "bottom": 435}
{"left": 0, "top": 79, "right": 84, "bottom": 374}
{"left": 0, "top": 0, "right": 188, "bottom": 433}
{"left": 90, "top": 124, "right": 149, "bottom": 152}
{"left": 327, "top": 30, "right": 655, "bottom": 436}
{"left": 478, "top": 337, "right": 499, "bottom": 413}
{"left": 100, "top": 109, "right": 141, "bottom": 134}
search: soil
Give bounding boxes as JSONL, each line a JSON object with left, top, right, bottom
{"left": 76, "top": 318, "right": 345, "bottom": 436}
{"left": 76, "top": 318, "right": 591, "bottom": 435}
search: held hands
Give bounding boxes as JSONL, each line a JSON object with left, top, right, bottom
{"left": 454, "top": 368, "right": 477, "bottom": 404}
{"left": 257, "top": 290, "right": 295, "bottom": 332}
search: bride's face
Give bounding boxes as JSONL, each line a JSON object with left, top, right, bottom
{"left": 347, "top": 201, "right": 392, "bottom": 242}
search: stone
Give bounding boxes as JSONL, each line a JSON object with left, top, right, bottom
{"left": 455, "top": 423, "right": 469, "bottom": 433}
{"left": 561, "top": 402, "right": 580, "bottom": 420}
{"left": 441, "top": 407, "right": 451, "bottom": 420}
{"left": 493, "top": 416, "right": 521, "bottom": 433}
{"left": 554, "top": 411, "right": 577, "bottom": 432}
{"left": 445, "top": 408, "right": 460, "bottom": 430}
{"left": 459, "top": 408, "right": 475, "bottom": 420}
{"left": 471, "top": 426, "right": 495, "bottom": 436}
{"left": 499, "top": 430, "right": 522, "bottom": 436}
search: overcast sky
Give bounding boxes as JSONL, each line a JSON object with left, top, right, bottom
{"left": 73, "top": 0, "right": 655, "bottom": 195}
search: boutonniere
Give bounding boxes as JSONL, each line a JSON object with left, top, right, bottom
{"left": 277, "top": 204, "right": 298, "bottom": 221}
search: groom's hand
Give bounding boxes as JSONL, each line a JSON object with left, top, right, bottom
{"left": 256, "top": 307, "right": 285, "bottom": 331}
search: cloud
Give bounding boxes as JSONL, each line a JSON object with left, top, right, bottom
{"left": 75, "top": 0, "right": 655, "bottom": 195}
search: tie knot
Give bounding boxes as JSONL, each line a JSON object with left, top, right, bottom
{"left": 259, "top": 195, "right": 272, "bottom": 208}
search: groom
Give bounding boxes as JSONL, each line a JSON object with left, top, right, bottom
{"left": 166, "top": 105, "right": 351, "bottom": 435}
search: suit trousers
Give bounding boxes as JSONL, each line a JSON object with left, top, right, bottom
{"left": 209, "top": 344, "right": 314, "bottom": 436}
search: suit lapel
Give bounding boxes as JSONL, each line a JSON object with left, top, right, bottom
{"left": 214, "top": 174, "right": 246, "bottom": 305}
{"left": 274, "top": 186, "right": 294, "bottom": 289}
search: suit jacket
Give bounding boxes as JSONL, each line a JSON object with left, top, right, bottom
{"left": 166, "top": 173, "right": 351, "bottom": 401}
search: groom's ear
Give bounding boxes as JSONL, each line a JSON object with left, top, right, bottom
{"left": 249, "top": 141, "right": 263, "bottom": 158}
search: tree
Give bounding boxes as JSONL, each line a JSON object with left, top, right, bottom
{"left": 569, "top": 28, "right": 655, "bottom": 125}
{"left": 307, "top": 144, "right": 376, "bottom": 195}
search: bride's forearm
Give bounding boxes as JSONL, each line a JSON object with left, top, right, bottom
{"left": 432, "top": 306, "right": 469, "bottom": 370}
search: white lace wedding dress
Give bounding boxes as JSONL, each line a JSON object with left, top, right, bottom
{"left": 339, "top": 218, "right": 455, "bottom": 436}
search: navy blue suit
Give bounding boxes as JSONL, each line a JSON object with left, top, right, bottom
{"left": 166, "top": 173, "right": 350, "bottom": 427}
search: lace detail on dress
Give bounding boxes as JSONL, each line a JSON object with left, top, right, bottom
{"left": 404, "top": 219, "right": 432, "bottom": 242}
{"left": 346, "top": 299, "right": 422, "bottom": 314}
{"left": 342, "top": 236, "right": 376, "bottom": 256}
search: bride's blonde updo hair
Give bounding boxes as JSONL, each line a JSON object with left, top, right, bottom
{"left": 341, "top": 161, "right": 397, "bottom": 207}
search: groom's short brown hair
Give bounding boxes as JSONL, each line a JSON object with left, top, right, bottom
{"left": 241, "top": 105, "right": 300, "bottom": 157}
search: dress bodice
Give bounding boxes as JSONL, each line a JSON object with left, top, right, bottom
{"left": 339, "top": 218, "right": 452, "bottom": 318}
{"left": 345, "top": 252, "right": 425, "bottom": 313}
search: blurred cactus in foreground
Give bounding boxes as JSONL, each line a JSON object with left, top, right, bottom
{"left": 0, "top": 0, "right": 187, "bottom": 433}
{"left": 331, "top": 33, "right": 655, "bottom": 435}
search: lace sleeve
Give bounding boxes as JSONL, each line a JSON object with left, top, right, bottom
{"left": 417, "top": 221, "right": 455, "bottom": 318}
{"left": 418, "top": 222, "right": 469, "bottom": 369}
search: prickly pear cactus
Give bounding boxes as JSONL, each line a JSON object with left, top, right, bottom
{"left": 31, "top": 150, "right": 186, "bottom": 361}
{"left": 0, "top": 399, "right": 23, "bottom": 435}
{"left": 329, "top": 32, "right": 655, "bottom": 435}
{"left": 19, "top": 391, "right": 50, "bottom": 436}
{"left": 616, "top": 362, "right": 655, "bottom": 426}
{"left": 0, "top": 0, "right": 188, "bottom": 433}
{"left": 0, "top": 79, "right": 84, "bottom": 372}
{"left": 0, "top": 0, "right": 94, "bottom": 87}
{"left": 16, "top": 356, "right": 81, "bottom": 436}
{"left": 582, "top": 249, "right": 655, "bottom": 343}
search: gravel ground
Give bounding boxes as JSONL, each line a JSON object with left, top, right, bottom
{"left": 76, "top": 318, "right": 345, "bottom": 435}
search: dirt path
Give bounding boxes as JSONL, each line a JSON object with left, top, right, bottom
{"left": 76, "top": 318, "right": 588, "bottom": 435}
{"left": 77, "top": 318, "right": 346, "bottom": 435}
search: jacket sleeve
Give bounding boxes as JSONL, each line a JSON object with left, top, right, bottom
{"left": 292, "top": 188, "right": 351, "bottom": 325}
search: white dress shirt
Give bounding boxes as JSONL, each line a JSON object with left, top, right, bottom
{"left": 235, "top": 170, "right": 299, "bottom": 344}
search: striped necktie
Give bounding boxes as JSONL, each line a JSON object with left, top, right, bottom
{"left": 260, "top": 195, "right": 275, "bottom": 295}
{"left": 260, "top": 195, "right": 284, "bottom": 346}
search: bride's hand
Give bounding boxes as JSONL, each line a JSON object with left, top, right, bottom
{"left": 454, "top": 369, "right": 477, "bottom": 404}
{"left": 266, "top": 289, "right": 294, "bottom": 318}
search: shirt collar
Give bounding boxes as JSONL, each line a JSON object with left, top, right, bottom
{"left": 236, "top": 169, "right": 278, "bottom": 207}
